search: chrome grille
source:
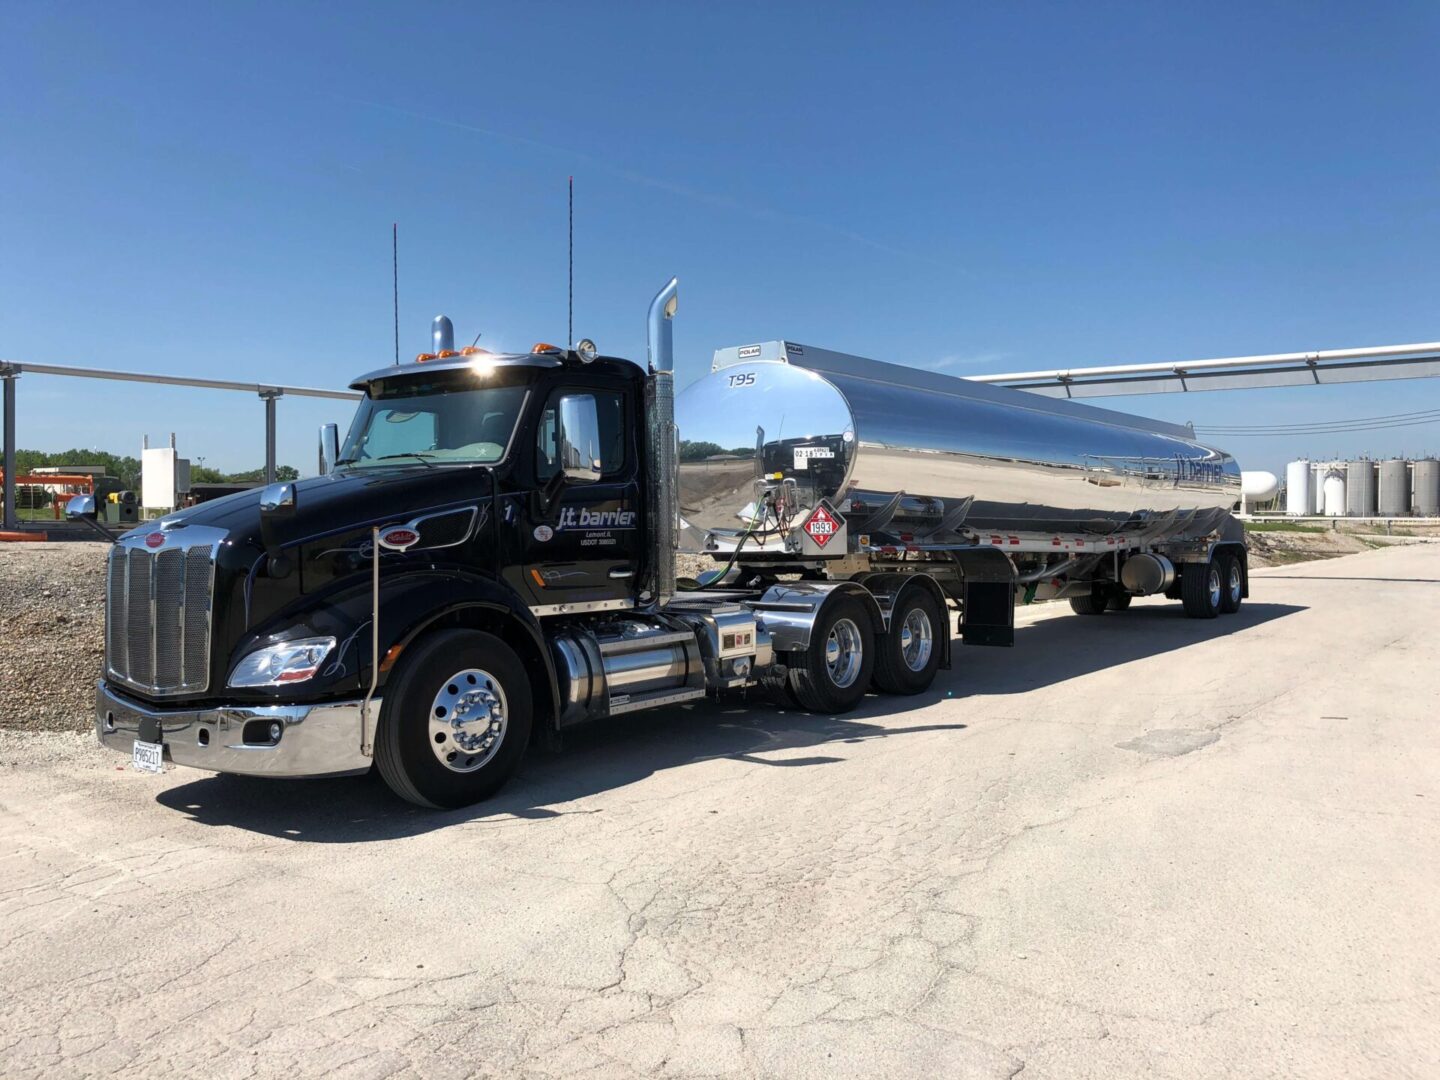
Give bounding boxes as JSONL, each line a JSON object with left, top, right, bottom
{"left": 105, "top": 532, "right": 220, "bottom": 696}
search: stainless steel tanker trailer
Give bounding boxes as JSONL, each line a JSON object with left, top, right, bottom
{"left": 675, "top": 338, "right": 1246, "bottom": 646}
{"left": 78, "top": 278, "right": 1247, "bottom": 807}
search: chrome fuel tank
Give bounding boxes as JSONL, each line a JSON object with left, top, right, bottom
{"left": 675, "top": 341, "right": 1240, "bottom": 550}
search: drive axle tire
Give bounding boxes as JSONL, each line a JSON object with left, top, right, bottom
{"left": 1218, "top": 552, "right": 1244, "bottom": 615}
{"left": 787, "top": 595, "right": 875, "bottom": 714}
{"left": 1107, "top": 592, "right": 1133, "bottom": 611}
{"left": 375, "top": 629, "right": 532, "bottom": 809}
{"left": 1069, "top": 587, "right": 1109, "bottom": 616}
{"left": 873, "top": 589, "right": 942, "bottom": 695}
{"left": 1181, "top": 560, "right": 1222, "bottom": 620}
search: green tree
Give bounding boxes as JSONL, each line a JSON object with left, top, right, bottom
{"left": 679, "top": 440, "right": 724, "bottom": 462}
{"left": 12, "top": 448, "right": 142, "bottom": 489}
{"left": 224, "top": 465, "right": 298, "bottom": 482}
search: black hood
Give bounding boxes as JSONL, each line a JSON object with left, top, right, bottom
{"left": 146, "top": 466, "right": 495, "bottom": 553}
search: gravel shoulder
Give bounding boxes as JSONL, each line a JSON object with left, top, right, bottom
{"left": 0, "top": 542, "right": 107, "bottom": 733}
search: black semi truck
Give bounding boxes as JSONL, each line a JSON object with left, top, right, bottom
{"left": 75, "top": 279, "right": 1245, "bottom": 808}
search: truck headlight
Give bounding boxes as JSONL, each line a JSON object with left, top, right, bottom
{"left": 228, "top": 636, "right": 336, "bottom": 688}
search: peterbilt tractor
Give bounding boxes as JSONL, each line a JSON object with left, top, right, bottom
{"left": 73, "top": 279, "right": 1246, "bottom": 808}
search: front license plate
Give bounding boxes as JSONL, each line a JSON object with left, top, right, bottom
{"left": 132, "top": 739, "right": 164, "bottom": 774}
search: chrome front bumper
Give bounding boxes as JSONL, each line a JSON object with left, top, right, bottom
{"left": 95, "top": 681, "right": 379, "bottom": 778}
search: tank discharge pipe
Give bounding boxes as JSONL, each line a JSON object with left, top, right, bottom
{"left": 1012, "top": 556, "right": 1081, "bottom": 584}
{"left": 644, "top": 277, "right": 679, "bottom": 609}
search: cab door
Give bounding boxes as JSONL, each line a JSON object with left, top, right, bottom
{"left": 521, "top": 382, "right": 642, "bottom": 613}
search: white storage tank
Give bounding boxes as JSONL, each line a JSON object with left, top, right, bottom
{"left": 1242, "top": 470, "right": 1279, "bottom": 512}
{"left": 1285, "top": 460, "right": 1310, "bottom": 516}
{"left": 1323, "top": 469, "right": 1347, "bottom": 516}
{"left": 1378, "top": 459, "right": 1410, "bottom": 516}
{"left": 1311, "top": 463, "right": 1326, "bottom": 514}
{"left": 1415, "top": 459, "right": 1440, "bottom": 517}
{"left": 1346, "top": 460, "right": 1377, "bottom": 517}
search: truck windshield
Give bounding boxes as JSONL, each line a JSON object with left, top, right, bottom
{"left": 338, "top": 369, "right": 531, "bottom": 468}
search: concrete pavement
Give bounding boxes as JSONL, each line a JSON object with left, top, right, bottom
{"left": 2, "top": 544, "right": 1437, "bottom": 1078}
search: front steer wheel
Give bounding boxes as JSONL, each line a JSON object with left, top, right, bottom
{"left": 375, "top": 629, "right": 532, "bottom": 809}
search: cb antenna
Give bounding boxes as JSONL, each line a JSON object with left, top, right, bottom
{"left": 392, "top": 223, "right": 400, "bottom": 365}
{"left": 568, "top": 176, "right": 574, "bottom": 350}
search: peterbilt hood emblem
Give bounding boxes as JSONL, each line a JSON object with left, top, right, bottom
{"left": 144, "top": 532, "right": 166, "bottom": 549}
{"left": 377, "top": 526, "right": 420, "bottom": 551}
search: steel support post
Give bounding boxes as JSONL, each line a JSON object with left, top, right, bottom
{"left": 2, "top": 370, "right": 16, "bottom": 530}
{"left": 260, "top": 389, "right": 282, "bottom": 484}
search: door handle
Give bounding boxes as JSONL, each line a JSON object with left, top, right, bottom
{"left": 608, "top": 568, "right": 635, "bottom": 579}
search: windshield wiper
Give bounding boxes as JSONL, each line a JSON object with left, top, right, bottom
{"left": 338, "top": 452, "right": 436, "bottom": 469}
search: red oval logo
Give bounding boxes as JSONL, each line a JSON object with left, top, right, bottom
{"left": 144, "top": 532, "right": 165, "bottom": 549}
{"left": 378, "top": 526, "right": 420, "bottom": 551}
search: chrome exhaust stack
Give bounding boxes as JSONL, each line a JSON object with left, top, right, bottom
{"left": 644, "top": 277, "right": 679, "bottom": 609}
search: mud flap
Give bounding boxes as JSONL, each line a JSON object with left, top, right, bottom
{"left": 961, "top": 581, "right": 1015, "bottom": 646}
{"left": 953, "top": 547, "right": 1016, "bottom": 647}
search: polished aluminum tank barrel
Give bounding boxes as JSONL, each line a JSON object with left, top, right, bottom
{"left": 675, "top": 341, "right": 1241, "bottom": 551}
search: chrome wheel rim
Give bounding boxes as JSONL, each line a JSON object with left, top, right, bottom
{"left": 1207, "top": 566, "right": 1222, "bottom": 610}
{"left": 899, "top": 608, "right": 933, "bottom": 673}
{"left": 824, "top": 617, "right": 864, "bottom": 689}
{"left": 428, "top": 668, "right": 507, "bottom": 773}
{"left": 1227, "top": 561, "right": 1242, "bottom": 604}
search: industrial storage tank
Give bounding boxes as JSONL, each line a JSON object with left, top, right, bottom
{"left": 1378, "top": 459, "right": 1411, "bottom": 516}
{"left": 1346, "top": 460, "right": 1377, "bottom": 517}
{"left": 1323, "top": 469, "right": 1347, "bottom": 516}
{"left": 1285, "top": 459, "right": 1310, "bottom": 516}
{"left": 1242, "top": 470, "right": 1279, "bottom": 509}
{"left": 1415, "top": 459, "right": 1440, "bottom": 517}
{"left": 676, "top": 341, "right": 1242, "bottom": 550}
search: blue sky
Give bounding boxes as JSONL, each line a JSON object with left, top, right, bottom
{"left": 3, "top": 2, "right": 1439, "bottom": 475}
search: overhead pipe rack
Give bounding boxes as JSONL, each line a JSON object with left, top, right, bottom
{"left": 0, "top": 359, "right": 360, "bottom": 531}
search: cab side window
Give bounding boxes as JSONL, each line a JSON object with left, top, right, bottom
{"left": 536, "top": 388, "right": 628, "bottom": 482}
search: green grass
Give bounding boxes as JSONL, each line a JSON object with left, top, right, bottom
{"left": 15, "top": 507, "right": 62, "bottom": 522}
{"left": 1245, "top": 520, "right": 1327, "bottom": 534}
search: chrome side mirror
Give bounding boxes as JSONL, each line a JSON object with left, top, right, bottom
{"left": 65, "top": 494, "right": 97, "bottom": 520}
{"left": 556, "top": 393, "right": 602, "bottom": 484}
{"left": 318, "top": 423, "right": 339, "bottom": 475}
{"left": 259, "top": 482, "right": 297, "bottom": 514}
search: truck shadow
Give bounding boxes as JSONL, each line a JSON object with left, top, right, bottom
{"left": 155, "top": 600, "right": 1303, "bottom": 842}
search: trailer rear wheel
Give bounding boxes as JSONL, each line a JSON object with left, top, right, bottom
{"left": 1181, "top": 560, "right": 1222, "bottom": 620}
{"left": 873, "top": 589, "right": 942, "bottom": 695}
{"left": 1069, "top": 587, "right": 1109, "bottom": 616}
{"left": 375, "top": 629, "right": 532, "bottom": 809}
{"left": 1218, "top": 552, "right": 1244, "bottom": 615}
{"left": 787, "top": 595, "right": 875, "bottom": 713}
